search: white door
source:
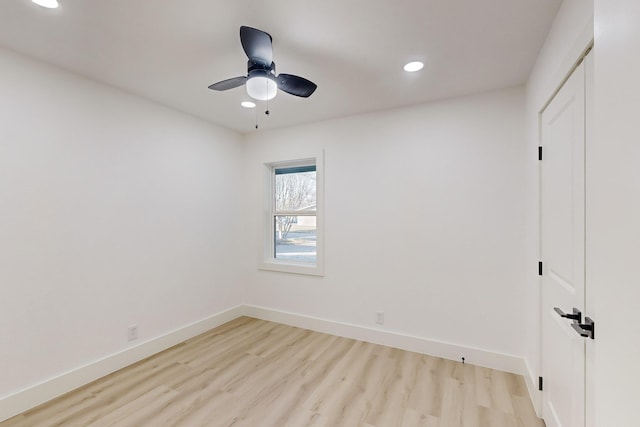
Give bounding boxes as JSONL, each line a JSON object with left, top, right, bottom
{"left": 540, "top": 58, "right": 588, "bottom": 427}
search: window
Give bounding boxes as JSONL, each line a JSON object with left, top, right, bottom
{"left": 261, "top": 155, "right": 323, "bottom": 275}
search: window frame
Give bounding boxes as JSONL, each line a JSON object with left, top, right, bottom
{"left": 260, "top": 153, "right": 324, "bottom": 276}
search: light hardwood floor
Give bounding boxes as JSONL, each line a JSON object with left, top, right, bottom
{"left": 1, "top": 317, "right": 544, "bottom": 427}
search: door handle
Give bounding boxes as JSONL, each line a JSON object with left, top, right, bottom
{"left": 571, "top": 317, "right": 595, "bottom": 340}
{"left": 554, "top": 307, "right": 582, "bottom": 323}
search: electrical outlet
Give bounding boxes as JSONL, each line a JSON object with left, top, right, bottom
{"left": 128, "top": 325, "right": 138, "bottom": 341}
{"left": 376, "top": 311, "right": 384, "bottom": 325}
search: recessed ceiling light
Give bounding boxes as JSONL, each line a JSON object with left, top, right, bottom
{"left": 241, "top": 101, "right": 256, "bottom": 109}
{"left": 32, "top": 0, "right": 59, "bottom": 8}
{"left": 404, "top": 61, "right": 424, "bottom": 72}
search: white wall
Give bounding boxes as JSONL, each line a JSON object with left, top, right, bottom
{"left": 522, "top": 0, "right": 593, "bottom": 409}
{"left": 0, "top": 47, "right": 244, "bottom": 400}
{"left": 242, "top": 87, "right": 527, "bottom": 362}
{"left": 592, "top": 1, "right": 640, "bottom": 424}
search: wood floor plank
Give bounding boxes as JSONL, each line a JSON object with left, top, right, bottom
{"left": 1, "top": 317, "right": 544, "bottom": 427}
{"left": 0, "top": 416, "right": 27, "bottom": 427}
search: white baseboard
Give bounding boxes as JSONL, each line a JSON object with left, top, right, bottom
{"left": 0, "top": 305, "right": 244, "bottom": 423}
{"left": 242, "top": 305, "right": 527, "bottom": 375}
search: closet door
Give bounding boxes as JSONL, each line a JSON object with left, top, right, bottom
{"left": 540, "top": 57, "right": 587, "bottom": 427}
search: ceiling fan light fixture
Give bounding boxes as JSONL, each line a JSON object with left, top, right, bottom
{"left": 404, "top": 61, "right": 424, "bottom": 72}
{"left": 32, "top": 0, "right": 59, "bottom": 8}
{"left": 246, "top": 76, "right": 277, "bottom": 101}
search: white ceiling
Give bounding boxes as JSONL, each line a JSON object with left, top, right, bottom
{"left": 0, "top": 0, "right": 561, "bottom": 133}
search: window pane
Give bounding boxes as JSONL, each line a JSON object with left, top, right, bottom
{"left": 274, "top": 169, "right": 316, "bottom": 213}
{"left": 274, "top": 165, "right": 316, "bottom": 175}
{"left": 274, "top": 215, "right": 316, "bottom": 263}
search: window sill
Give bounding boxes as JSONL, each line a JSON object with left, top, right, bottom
{"left": 259, "top": 260, "right": 324, "bottom": 277}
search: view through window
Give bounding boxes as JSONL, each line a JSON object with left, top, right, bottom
{"left": 273, "top": 164, "right": 317, "bottom": 264}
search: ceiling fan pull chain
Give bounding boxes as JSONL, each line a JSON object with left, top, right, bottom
{"left": 265, "top": 79, "right": 270, "bottom": 116}
{"left": 255, "top": 103, "right": 259, "bottom": 129}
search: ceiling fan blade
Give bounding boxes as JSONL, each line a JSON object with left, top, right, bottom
{"left": 208, "top": 76, "right": 247, "bottom": 91}
{"left": 240, "top": 26, "right": 273, "bottom": 66}
{"left": 276, "top": 74, "right": 317, "bottom": 98}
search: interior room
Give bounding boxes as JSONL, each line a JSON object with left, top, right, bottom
{"left": 0, "top": 0, "right": 638, "bottom": 426}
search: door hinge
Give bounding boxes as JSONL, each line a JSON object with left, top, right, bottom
{"left": 538, "top": 146, "right": 543, "bottom": 161}
{"left": 539, "top": 376, "right": 544, "bottom": 391}
{"left": 538, "top": 261, "right": 543, "bottom": 276}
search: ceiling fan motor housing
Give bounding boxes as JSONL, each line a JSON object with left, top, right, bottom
{"left": 248, "top": 60, "right": 276, "bottom": 75}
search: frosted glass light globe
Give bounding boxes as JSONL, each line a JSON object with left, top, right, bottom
{"left": 246, "top": 76, "right": 277, "bottom": 101}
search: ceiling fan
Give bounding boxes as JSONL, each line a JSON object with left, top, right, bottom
{"left": 208, "top": 26, "right": 317, "bottom": 101}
